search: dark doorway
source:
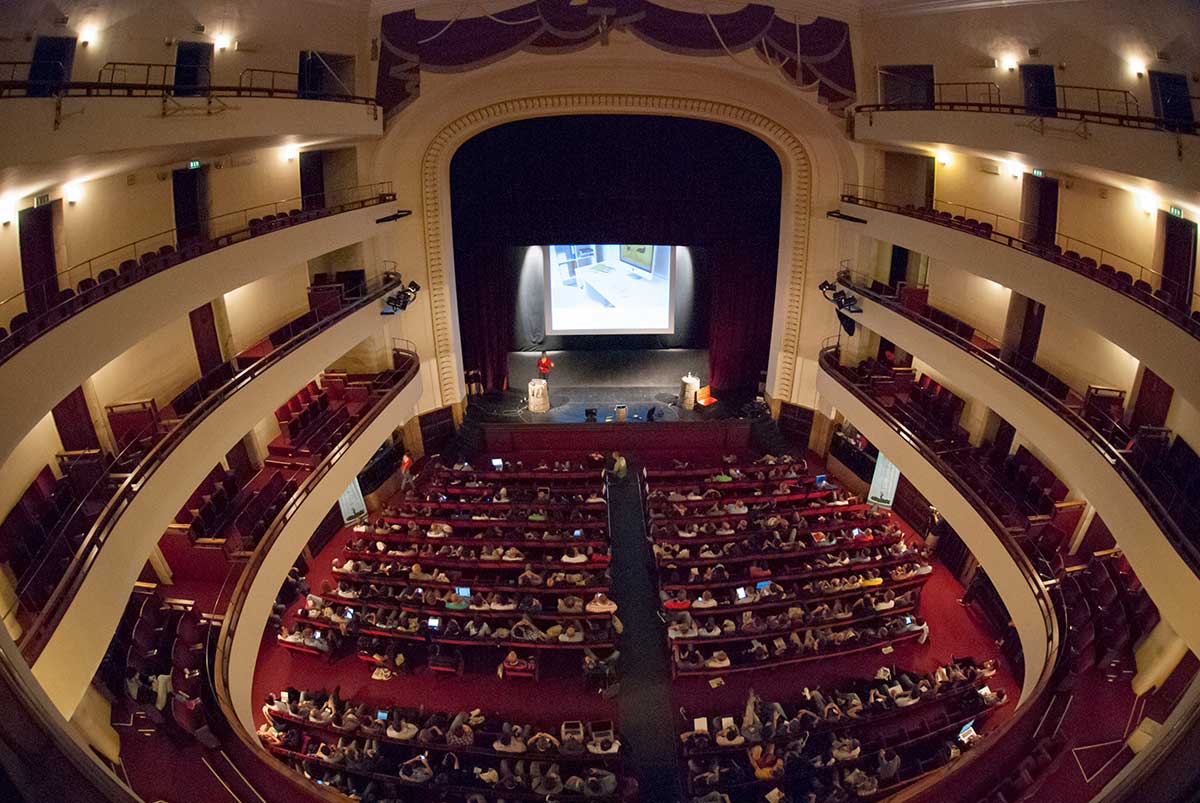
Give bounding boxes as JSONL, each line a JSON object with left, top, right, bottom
{"left": 299, "top": 150, "right": 325, "bottom": 210}
{"left": 1014, "top": 298, "right": 1046, "bottom": 361}
{"left": 225, "top": 438, "right": 255, "bottom": 483}
{"left": 1020, "top": 64, "right": 1057, "bottom": 116}
{"left": 188, "top": 304, "right": 225, "bottom": 375}
{"left": 888, "top": 245, "right": 911, "bottom": 287}
{"left": 1149, "top": 71, "right": 1195, "bottom": 132}
{"left": 878, "top": 65, "right": 934, "bottom": 108}
{"left": 1130, "top": 368, "right": 1174, "bottom": 433}
{"left": 1160, "top": 212, "right": 1197, "bottom": 310}
{"left": 172, "top": 166, "right": 209, "bottom": 246}
{"left": 174, "top": 41, "right": 213, "bottom": 96}
{"left": 17, "top": 203, "right": 59, "bottom": 315}
{"left": 1020, "top": 173, "right": 1059, "bottom": 245}
{"left": 28, "top": 36, "right": 76, "bottom": 96}
{"left": 298, "top": 51, "right": 355, "bottom": 99}
{"left": 52, "top": 386, "right": 101, "bottom": 451}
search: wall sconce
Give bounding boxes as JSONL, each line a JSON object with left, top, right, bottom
{"left": 0, "top": 196, "right": 16, "bottom": 226}
{"left": 1000, "top": 55, "right": 1018, "bottom": 72}
{"left": 79, "top": 26, "right": 97, "bottom": 47}
{"left": 935, "top": 149, "right": 953, "bottom": 166}
{"left": 1129, "top": 58, "right": 1147, "bottom": 79}
{"left": 1136, "top": 191, "right": 1158, "bottom": 215}
{"left": 1004, "top": 160, "right": 1023, "bottom": 178}
{"left": 214, "top": 33, "right": 231, "bottom": 51}
{"left": 281, "top": 145, "right": 300, "bottom": 162}
{"left": 64, "top": 182, "right": 83, "bottom": 205}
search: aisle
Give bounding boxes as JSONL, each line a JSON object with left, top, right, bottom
{"left": 606, "top": 463, "right": 684, "bottom": 802}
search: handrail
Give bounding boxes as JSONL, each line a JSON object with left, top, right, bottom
{"left": 838, "top": 269, "right": 1200, "bottom": 578}
{"left": 212, "top": 350, "right": 420, "bottom": 793}
{"left": 839, "top": 187, "right": 1200, "bottom": 337}
{"left": 238, "top": 68, "right": 299, "bottom": 94}
{"left": 14, "top": 274, "right": 405, "bottom": 661}
{"left": 1055, "top": 83, "right": 1140, "bottom": 117}
{"left": 817, "top": 343, "right": 1064, "bottom": 803}
{"left": 0, "top": 70, "right": 377, "bottom": 105}
{"left": 856, "top": 93, "right": 1199, "bottom": 136}
{"left": 98, "top": 61, "right": 211, "bottom": 91}
{"left": 933, "top": 81, "right": 1002, "bottom": 105}
{"left": 0, "top": 181, "right": 397, "bottom": 366}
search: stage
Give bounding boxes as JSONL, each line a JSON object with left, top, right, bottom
{"left": 506, "top": 348, "right": 708, "bottom": 389}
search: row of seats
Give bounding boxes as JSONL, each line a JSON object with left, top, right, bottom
{"left": 275, "top": 380, "right": 331, "bottom": 442}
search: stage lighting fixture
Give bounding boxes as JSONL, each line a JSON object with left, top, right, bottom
{"left": 818, "top": 280, "right": 837, "bottom": 293}
{"left": 375, "top": 209, "right": 413, "bottom": 224}
{"left": 837, "top": 311, "right": 857, "bottom": 336}
{"left": 382, "top": 276, "right": 423, "bottom": 314}
{"left": 584, "top": 408, "right": 598, "bottom": 422}
{"left": 835, "top": 293, "right": 862, "bottom": 313}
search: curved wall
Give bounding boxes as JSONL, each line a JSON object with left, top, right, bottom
{"left": 851, "top": 293, "right": 1200, "bottom": 659}
{"left": 853, "top": 109, "right": 1200, "bottom": 195}
{"left": 364, "top": 40, "right": 857, "bottom": 412}
{"left": 32, "top": 299, "right": 393, "bottom": 717}
{"left": 0, "top": 204, "right": 386, "bottom": 484}
{"left": 837, "top": 203, "right": 1200, "bottom": 407}
{"left": 816, "top": 365, "right": 1053, "bottom": 703}
{"left": 224, "top": 374, "right": 423, "bottom": 735}
{"left": 0, "top": 96, "right": 380, "bottom": 174}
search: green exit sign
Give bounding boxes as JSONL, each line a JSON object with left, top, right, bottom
{"left": 1169, "top": 206, "right": 1183, "bottom": 217}
{"left": 1031, "top": 168, "right": 1044, "bottom": 177}
{"left": 188, "top": 160, "right": 201, "bottom": 170}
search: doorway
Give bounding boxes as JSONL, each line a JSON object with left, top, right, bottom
{"left": 28, "top": 36, "right": 76, "bottom": 96}
{"left": 299, "top": 151, "right": 325, "bottom": 210}
{"left": 172, "top": 166, "right": 210, "bottom": 246}
{"left": 174, "top": 41, "right": 213, "bottom": 96}
{"left": 878, "top": 65, "right": 934, "bottom": 108}
{"left": 1020, "top": 173, "right": 1059, "bottom": 246}
{"left": 1149, "top": 71, "right": 1195, "bottom": 132}
{"left": 1020, "top": 64, "right": 1057, "bottom": 116}
{"left": 17, "top": 202, "right": 59, "bottom": 314}
{"left": 1160, "top": 212, "right": 1197, "bottom": 310}
{"left": 298, "top": 51, "right": 356, "bottom": 99}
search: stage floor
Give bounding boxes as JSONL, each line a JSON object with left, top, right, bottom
{"left": 465, "top": 385, "right": 736, "bottom": 424}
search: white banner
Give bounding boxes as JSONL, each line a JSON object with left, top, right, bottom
{"left": 868, "top": 452, "right": 901, "bottom": 508}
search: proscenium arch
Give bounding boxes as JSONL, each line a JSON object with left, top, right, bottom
{"left": 412, "top": 93, "right": 815, "bottom": 408}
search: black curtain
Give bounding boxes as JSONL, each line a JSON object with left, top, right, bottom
{"left": 457, "top": 245, "right": 515, "bottom": 390}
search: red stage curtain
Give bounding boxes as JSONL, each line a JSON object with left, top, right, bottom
{"left": 458, "top": 245, "right": 515, "bottom": 391}
{"left": 707, "top": 243, "right": 776, "bottom": 395}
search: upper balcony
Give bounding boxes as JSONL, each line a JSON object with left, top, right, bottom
{"left": 830, "top": 270, "right": 1200, "bottom": 661}
{"left": 0, "top": 62, "right": 381, "bottom": 188}
{"left": 852, "top": 81, "right": 1200, "bottom": 195}
{"left": 0, "top": 182, "right": 402, "bottom": 472}
{"left": 834, "top": 187, "right": 1200, "bottom": 408}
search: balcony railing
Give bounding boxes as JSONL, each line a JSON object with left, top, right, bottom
{"left": 0, "top": 59, "right": 377, "bottom": 106}
{"left": 857, "top": 81, "right": 1198, "bottom": 136}
{"left": 0, "top": 182, "right": 397, "bottom": 367}
{"left": 839, "top": 185, "right": 1200, "bottom": 340}
{"left": 817, "top": 341, "right": 1063, "bottom": 802}
{"left": 13, "top": 273, "right": 405, "bottom": 662}
{"left": 837, "top": 269, "right": 1200, "bottom": 580}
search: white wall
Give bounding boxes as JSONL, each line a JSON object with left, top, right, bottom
{"left": 89, "top": 317, "right": 199, "bottom": 410}
{"left": 925, "top": 260, "right": 1011, "bottom": 341}
{"left": 1035, "top": 307, "right": 1140, "bottom": 397}
{"left": 222, "top": 269, "right": 311, "bottom": 354}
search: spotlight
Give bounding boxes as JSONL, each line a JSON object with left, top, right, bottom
{"left": 381, "top": 275, "right": 423, "bottom": 314}
{"left": 376, "top": 210, "right": 413, "bottom": 224}
{"left": 407, "top": 280, "right": 421, "bottom": 293}
{"left": 818, "top": 280, "right": 837, "bottom": 293}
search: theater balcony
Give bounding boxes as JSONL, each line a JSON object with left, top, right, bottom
{"left": 832, "top": 189, "right": 1200, "bottom": 407}
{"left": 827, "top": 272, "right": 1200, "bottom": 661}
{"left": 0, "top": 64, "right": 381, "bottom": 186}
{"left": 0, "top": 182, "right": 399, "bottom": 472}
{"left": 813, "top": 344, "right": 1063, "bottom": 802}
{"left": 851, "top": 84, "right": 1200, "bottom": 193}
{"left": 28, "top": 337, "right": 422, "bottom": 718}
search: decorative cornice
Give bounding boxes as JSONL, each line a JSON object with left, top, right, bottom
{"left": 419, "top": 92, "right": 812, "bottom": 405}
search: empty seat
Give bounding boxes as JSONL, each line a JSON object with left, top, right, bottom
{"left": 1114, "top": 271, "right": 1133, "bottom": 289}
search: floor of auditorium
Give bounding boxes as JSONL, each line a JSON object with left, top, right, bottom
{"left": 113, "top": 444, "right": 1198, "bottom": 803}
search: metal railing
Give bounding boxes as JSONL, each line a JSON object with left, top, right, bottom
{"left": 1056, "top": 83, "right": 1140, "bottom": 117}
{"left": 14, "top": 273, "right": 405, "bottom": 662}
{"left": 837, "top": 269, "right": 1200, "bottom": 579}
{"left": 818, "top": 341, "right": 1065, "bottom": 802}
{"left": 238, "top": 68, "right": 299, "bottom": 95}
{"left": 0, "top": 181, "right": 397, "bottom": 366}
{"left": 0, "top": 59, "right": 376, "bottom": 105}
{"left": 212, "top": 349, "right": 420, "bottom": 760}
{"left": 839, "top": 185, "right": 1200, "bottom": 338}
{"left": 856, "top": 81, "right": 1199, "bottom": 136}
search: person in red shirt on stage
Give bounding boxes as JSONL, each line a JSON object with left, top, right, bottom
{"left": 537, "top": 351, "right": 554, "bottom": 385}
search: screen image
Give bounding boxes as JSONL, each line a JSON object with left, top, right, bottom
{"left": 544, "top": 244, "right": 675, "bottom": 334}
{"left": 868, "top": 453, "right": 901, "bottom": 508}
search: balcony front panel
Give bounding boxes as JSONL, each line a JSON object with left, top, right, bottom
{"left": 815, "top": 365, "right": 1053, "bottom": 703}
{"left": 848, "top": 292, "right": 1200, "bottom": 658}
{"left": 853, "top": 108, "right": 1200, "bottom": 193}
{"left": 30, "top": 299, "right": 394, "bottom": 717}
{"left": 0, "top": 96, "right": 381, "bottom": 172}
{"left": 0, "top": 204, "right": 385, "bottom": 474}
{"left": 837, "top": 202, "right": 1200, "bottom": 407}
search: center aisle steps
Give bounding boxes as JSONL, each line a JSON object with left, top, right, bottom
{"left": 607, "top": 462, "right": 684, "bottom": 802}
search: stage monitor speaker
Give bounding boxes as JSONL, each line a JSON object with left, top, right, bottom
{"left": 837, "top": 311, "right": 857, "bottom": 337}
{"left": 584, "top": 408, "right": 598, "bottom": 422}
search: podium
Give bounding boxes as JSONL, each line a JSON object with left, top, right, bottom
{"left": 528, "top": 378, "right": 550, "bottom": 413}
{"left": 679, "top": 374, "right": 700, "bottom": 410}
